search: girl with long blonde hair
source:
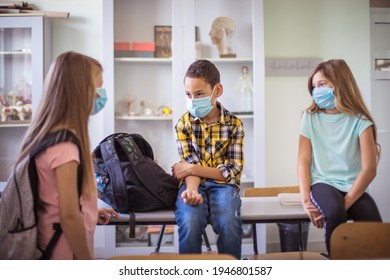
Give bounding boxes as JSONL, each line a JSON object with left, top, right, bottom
{"left": 15, "top": 51, "right": 117, "bottom": 259}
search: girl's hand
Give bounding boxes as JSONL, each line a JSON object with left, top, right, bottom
{"left": 98, "top": 208, "right": 119, "bottom": 224}
{"left": 302, "top": 200, "right": 324, "bottom": 229}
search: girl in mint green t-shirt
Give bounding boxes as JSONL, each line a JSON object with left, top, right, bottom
{"left": 297, "top": 59, "right": 382, "bottom": 257}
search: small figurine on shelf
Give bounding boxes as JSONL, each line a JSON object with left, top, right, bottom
{"left": 195, "top": 26, "right": 202, "bottom": 59}
{"left": 140, "top": 100, "right": 154, "bottom": 116}
{"left": 157, "top": 105, "right": 172, "bottom": 116}
{"left": 0, "top": 100, "right": 32, "bottom": 122}
{"left": 126, "top": 95, "right": 137, "bottom": 116}
{"left": 15, "top": 75, "right": 32, "bottom": 104}
{"left": 1, "top": 92, "right": 15, "bottom": 122}
{"left": 0, "top": 88, "right": 5, "bottom": 105}
{"left": 239, "top": 66, "right": 253, "bottom": 112}
{"left": 1, "top": 106, "right": 10, "bottom": 122}
{"left": 15, "top": 101, "right": 32, "bottom": 121}
{"left": 209, "top": 16, "right": 236, "bottom": 58}
{"left": 6, "top": 91, "right": 17, "bottom": 107}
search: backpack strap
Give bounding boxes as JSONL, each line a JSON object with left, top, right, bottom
{"left": 29, "top": 129, "right": 83, "bottom": 260}
{"left": 39, "top": 223, "right": 63, "bottom": 260}
{"left": 100, "top": 137, "right": 137, "bottom": 238}
{"left": 99, "top": 137, "right": 128, "bottom": 213}
{"left": 29, "top": 129, "right": 83, "bottom": 197}
{"left": 129, "top": 212, "right": 136, "bottom": 239}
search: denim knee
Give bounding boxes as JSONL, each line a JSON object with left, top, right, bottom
{"left": 207, "top": 183, "right": 242, "bottom": 259}
{"left": 175, "top": 188, "right": 208, "bottom": 253}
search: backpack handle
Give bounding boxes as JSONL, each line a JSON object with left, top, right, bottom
{"left": 97, "top": 132, "right": 154, "bottom": 160}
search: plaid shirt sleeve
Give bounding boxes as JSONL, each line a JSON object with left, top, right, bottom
{"left": 217, "top": 118, "right": 245, "bottom": 185}
{"left": 175, "top": 115, "right": 201, "bottom": 164}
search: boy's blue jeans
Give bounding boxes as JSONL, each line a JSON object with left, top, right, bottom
{"left": 175, "top": 181, "right": 243, "bottom": 259}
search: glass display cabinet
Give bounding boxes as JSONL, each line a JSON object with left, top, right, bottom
{"left": 0, "top": 15, "right": 51, "bottom": 185}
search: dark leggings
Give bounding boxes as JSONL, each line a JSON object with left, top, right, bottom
{"left": 310, "top": 183, "right": 382, "bottom": 255}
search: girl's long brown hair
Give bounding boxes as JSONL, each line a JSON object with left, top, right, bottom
{"left": 306, "top": 59, "right": 381, "bottom": 159}
{"left": 15, "top": 51, "right": 101, "bottom": 199}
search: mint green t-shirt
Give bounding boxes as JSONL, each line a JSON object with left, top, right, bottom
{"left": 299, "top": 111, "right": 373, "bottom": 193}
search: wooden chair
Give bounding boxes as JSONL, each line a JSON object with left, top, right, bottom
{"left": 243, "top": 186, "right": 301, "bottom": 255}
{"left": 108, "top": 253, "right": 237, "bottom": 260}
{"left": 330, "top": 222, "right": 390, "bottom": 260}
{"left": 243, "top": 186, "right": 300, "bottom": 197}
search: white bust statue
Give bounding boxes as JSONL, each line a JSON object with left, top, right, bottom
{"left": 209, "top": 16, "right": 236, "bottom": 57}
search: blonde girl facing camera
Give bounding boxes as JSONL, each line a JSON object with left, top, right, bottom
{"left": 298, "top": 59, "right": 382, "bottom": 257}
{"left": 14, "top": 51, "right": 117, "bottom": 259}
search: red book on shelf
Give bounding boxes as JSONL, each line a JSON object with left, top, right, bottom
{"left": 114, "top": 42, "right": 131, "bottom": 51}
{"left": 132, "top": 42, "right": 155, "bottom": 52}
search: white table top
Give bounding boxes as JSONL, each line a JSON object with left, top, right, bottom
{"left": 108, "top": 196, "right": 309, "bottom": 225}
{"left": 241, "top": 197, "right": 308, "bottom": 222}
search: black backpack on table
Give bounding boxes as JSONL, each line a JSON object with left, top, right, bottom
{"left": 92, "top": 133, "right": 179, "bottom": 236}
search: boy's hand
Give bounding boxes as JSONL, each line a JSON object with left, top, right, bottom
{"left": 181, "top": 189, "right": 203, "bottom": 206}
{"left": 171, "top": 162, "right": 194, "bottom": 180}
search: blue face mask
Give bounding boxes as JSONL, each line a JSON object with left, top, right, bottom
{"left": 91, "top": 88, "right": 107, "bottom": 115}
{"left": 312, "top": 87, "right": 335, "bottom": 109}
{"left": 186, "top": 93, "right": 214, "bottom": 118}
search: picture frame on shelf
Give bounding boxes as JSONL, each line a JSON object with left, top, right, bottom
{"left": 154, "top": 25, "right": 172, "bottom": 58}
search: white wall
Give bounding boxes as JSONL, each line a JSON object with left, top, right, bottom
{"left": 31, "top": 0, "right": 105, "bottom": 148}
{"left": 264, "top": 0, "right": 371, "bottom": 186}
{"left": 33, "top": 0, "right": 375, "bottom": 250}
{"left": 32, "top": 0, "right": 103, "bottom": 59}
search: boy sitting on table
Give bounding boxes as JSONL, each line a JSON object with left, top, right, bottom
{"left": 171, "top": 59, "right": 245, "bottom": 260}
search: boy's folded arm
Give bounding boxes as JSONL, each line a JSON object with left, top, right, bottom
{"left": 182, "top": 157, "right": 243, "bottom": 183}
{"left": 184, "top": 175, "right": 201, "bottom": 191}
{"left": 191, "top": 164, "right": 226, "bottom": 181}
